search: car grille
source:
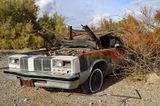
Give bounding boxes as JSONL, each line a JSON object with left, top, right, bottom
{"left": 43, "top": 59, "right": 51, "bottom": 71}
{"left": 20, "top": 57, "right": 28, "bottom": 70}
{"left": 34, "top": 57, "right": 42, "bottom": 71}
{"left": 34, "top": 57, "right": 52, "bottom": 71}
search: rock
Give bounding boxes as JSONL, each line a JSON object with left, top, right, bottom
{"left": 24, "top": 98, "right": 29, "bottom": 102}
{"left": 13, "top": 99, "right": 16, "bottom": 102}
{"left": 146, "top": 72, "right": 160, "bottom": 84}
{"left": 35, "top": 87, "right": 39, "bottom": 90}
{"left": 48, "top": 101, "right": 52, "bottom": 104}
{"left": 14, "top": 104, "right": 18, "bottom": 106}
{"left": 89, "top": 102, "right": 94, "bottom": 105}
{"left": 98, "top": 100, "right": 102, "bottom": 103}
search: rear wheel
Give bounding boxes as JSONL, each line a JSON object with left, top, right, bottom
{"left": 81, "top": 67, "right": 104, "bottom": 93}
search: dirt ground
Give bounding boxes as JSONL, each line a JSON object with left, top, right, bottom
{"left": 0, "top": 51, "right": 160, "bottom": 106}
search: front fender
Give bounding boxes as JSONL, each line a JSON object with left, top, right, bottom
{"left": 79, "top": 59, "right": 111, "bottom": 85}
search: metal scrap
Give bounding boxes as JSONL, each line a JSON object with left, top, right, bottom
{"left": 66, "top": 89, "right": 142, "bottom": 100}
{"left": 20, "top": 79, "right": 35, "bottom": 87}
{"left": 99, "top": 89, "right": 142, "bottom": 100}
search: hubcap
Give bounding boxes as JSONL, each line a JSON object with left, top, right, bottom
{"left": 89, "top": 68, "right": 103, "bottom": 93}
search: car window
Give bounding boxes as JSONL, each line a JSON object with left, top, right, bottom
{"left": 115, "top": 40, "right": 120, "bottom": 46}
{"left": 110, "top": 39, "right": 116, "bottom": 48}
{"left": 110, "top": 38, "right": 122, "bottom": 48}
{"left": 115, "top": 39, "right": 123, "bottom": 47}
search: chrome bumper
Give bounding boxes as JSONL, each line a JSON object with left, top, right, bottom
{"left": 3, "top": 70, "right": 80, "bottom": 89}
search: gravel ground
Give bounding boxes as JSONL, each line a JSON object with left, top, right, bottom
{"left": 0, "top": 51, "right": 160, "bottom": 106}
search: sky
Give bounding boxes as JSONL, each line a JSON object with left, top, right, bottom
{"left": 35, "top": 0, "right": 160, "bottom": 28}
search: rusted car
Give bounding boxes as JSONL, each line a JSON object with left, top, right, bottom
{"left": 3, "top": 25, "right": 133, "bottom": 93}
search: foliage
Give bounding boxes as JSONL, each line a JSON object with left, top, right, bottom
{"left": 38, "top": 12, "right": 67, "bottom": 41}
{"left": 93, "top": 7, "right": 160, "bottom": 76}
{"left": 98, "top": 18, "right": 119, "bottom": 30}
{"left": 119, "top": 8, "right": 160, "bottom": 76}
{"left": 0, "top": 0, "right": 38, "bottom": 24}
{"left": 0, "top": 0, "right": 66, "bottom": 49}
{"left": 119, "top": 15, "right": 142, "bottom": 34}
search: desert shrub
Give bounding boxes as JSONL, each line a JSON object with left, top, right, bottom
{"left": 95, "top": 8, "right": 160, "bottom": 79}
{"left": 155, "top": 10, "right": 160, "bottom": 23}
{"left": 119, "top": 8, "right": 160, "bottom": 79}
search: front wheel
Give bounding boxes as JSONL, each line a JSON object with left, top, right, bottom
{"left": 81, "top": 67, "right": 104, "bottom": 93}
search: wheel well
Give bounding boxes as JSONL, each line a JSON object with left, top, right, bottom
{"left": 92, "top": 61, "right": 107, "bottom": 75}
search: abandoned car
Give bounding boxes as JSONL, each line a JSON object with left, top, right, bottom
{"left": 3, "top": 25, "right": 133, "bottom": 93}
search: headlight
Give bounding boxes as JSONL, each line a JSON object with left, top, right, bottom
{"left": 9, "top": 58, "right": 19, "bottom": 64}
{"left": 52, "top": 60, "right": 71, "bottom": 68}
{"left": 9, "top": 58, "right": 20, "bottom": 69}
{"left": 53, "top": 60, "right": 63, "bottom": 67}
{"left": 52, "top": 60, "right": 71, "bottom": 74}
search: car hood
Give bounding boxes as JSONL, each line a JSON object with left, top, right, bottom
{"left": 50, "top": 48, "right": 93, "bottom": 56}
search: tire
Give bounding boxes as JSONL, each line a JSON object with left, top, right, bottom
{"left": 81, "top": 67, "right": 104, "bottom": 93}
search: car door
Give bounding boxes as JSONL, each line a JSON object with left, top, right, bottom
{"left": 108, "top": 37, "right": 127, "bottom": 67}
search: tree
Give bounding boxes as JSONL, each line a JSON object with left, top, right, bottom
{"left": 0, "top": 0, "right": 43, "bottom": 49}
{"left": 0, "top": 0, "right": 38, "bottom": 23}
{"left": 38, "top": 12, "right": 67, "bottom": 41}
{"left": 99, "top": 18, "right": 119, "bottom": 30}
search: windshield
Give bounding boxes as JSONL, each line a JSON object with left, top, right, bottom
{"left": 62, "top": 39, "right": 96, "bottom": 49}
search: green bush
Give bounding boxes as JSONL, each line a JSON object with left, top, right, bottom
{"left": 0, "top": 0, "right": 66, "bottom": 50}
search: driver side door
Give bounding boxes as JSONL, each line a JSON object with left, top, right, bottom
{"left": 108, "top": 37, "right": 127, "bottom": 67}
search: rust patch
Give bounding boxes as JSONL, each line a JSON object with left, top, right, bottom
{"left": 78, "top": 48, "right": 127, "bottom": 59}
{"left": 20, "top": 79, "right": 34, "bottom": 87}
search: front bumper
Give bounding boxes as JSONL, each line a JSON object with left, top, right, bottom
{"left": 3, "top": 70, "right": 80, "bottom": 89}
